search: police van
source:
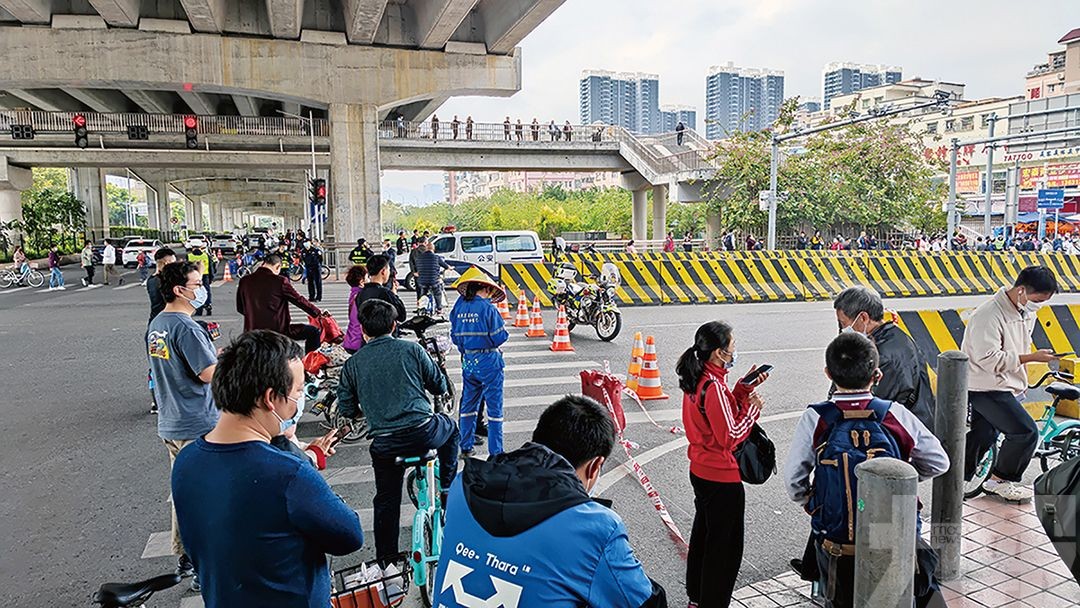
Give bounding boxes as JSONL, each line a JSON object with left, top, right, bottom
{"left": 405, "top": 230, "right": 544, "bottom": 289}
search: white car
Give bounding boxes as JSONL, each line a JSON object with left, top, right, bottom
{"left": 122, "top": 239, "right": 164, "bottom": 267}
{"left": 210, "top": 233, "right": 240, "bottom": 253}
{"left": 185, "top": 234, "right": 210, "bottom": 250}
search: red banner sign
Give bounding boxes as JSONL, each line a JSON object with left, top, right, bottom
{"left": 956, "top": 170, "right": 981, "bottom": 194}
{"left": 1020, "top": 163, "right": 1080, "bottom": 189}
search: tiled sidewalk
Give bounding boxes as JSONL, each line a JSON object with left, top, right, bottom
{"left": 731, "top": 495, "right": 1080, "bottom": 607}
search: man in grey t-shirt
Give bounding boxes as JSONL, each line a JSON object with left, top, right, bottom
{"left": 147, "top": 261, "right": 218, "bottom": 589}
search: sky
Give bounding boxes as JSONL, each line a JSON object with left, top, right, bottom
{"left": 382, "top": 0, "right": 1080, "bottom": 198}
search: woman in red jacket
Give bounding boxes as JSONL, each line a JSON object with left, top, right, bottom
{"left": 677, "top": 321, "right": 767, "bottom": 608}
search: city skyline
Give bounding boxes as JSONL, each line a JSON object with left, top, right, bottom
{"left": 383, "top": 0, "right": 1080, "bottom": 191}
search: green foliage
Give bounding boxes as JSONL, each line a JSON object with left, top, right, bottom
{"left": 705, "top": 96, "right": 947, "bottom": 235}
{"left": 106, "top": 183, "right": 137, "bottom": 226}
{"left": 20, "top": 188, "right": 86, "bottom": 255}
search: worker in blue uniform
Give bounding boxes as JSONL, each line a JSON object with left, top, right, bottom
{"left": 449, "top": 267, "right": 508, "bottom": 457}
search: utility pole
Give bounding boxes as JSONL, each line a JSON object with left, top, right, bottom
{"left": 982, "top": 114, "right": 997, "bottom": 238}
{"left": 767, "top": 138, "right": 779, "bottom": 250}
{"left": 947, "top": 140, "right": 958, "bottom": 249}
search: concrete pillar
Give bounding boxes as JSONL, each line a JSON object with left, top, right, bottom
{"left": 208, "top": 202, "right": 222, "bottom": 232}
{"left": 631, "top": 189, "right": 648, "bottom": 241}
{"left": 145, "top": 183, "right": 160, "bottom": 231}
{"left": 152, "top": 180, "right": 172, "bottom": 235}
{"left": 652, "top": 184, "right": 668, "bottom": 241}
{"left": 192, "top": 199, "right": 204, "bottom": 232}
{"left": 0, "top": 159, "right": 31, "bottom": 244}
{"left": 705, "top": 207, "right": 721, "bottom": 250}
{"left": 233, "top": 209, "right": 243, "bottom": 229}
{"left": 329, "top": 103, "right": 381, "bottom": 244}
{"left": 73, "top": 167, "right": 108, "bottom": 239}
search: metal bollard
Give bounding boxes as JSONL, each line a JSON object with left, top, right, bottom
{"left": 854, "top": 457, "right": 918, "bottom": 608}
{"left": 931, "top": 350, "right": 969, "bottom": 580}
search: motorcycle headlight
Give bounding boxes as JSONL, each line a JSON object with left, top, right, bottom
{"left": 606, "top": 286, "right": 616, "bottom": 298}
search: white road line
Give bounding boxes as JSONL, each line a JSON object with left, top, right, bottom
{"left": 75, "top": 284, "right": 103, "bottom": 291}
{"left": 592, "top": 409, "right": 805, "bottom": 496}
{"left": 445, "top": 360, "right": 598, "bottom": 374}
{"left": 114, "top": 283, "right": 142, "bottom": 290}
{"left": 0, "top": 286, "right": 31, "bottom": 294}
{"left": 738, "top": 347, "right": 824, "bottom": 355}
{"left": 502, "top": 376, "right": 581, "bottom": 389}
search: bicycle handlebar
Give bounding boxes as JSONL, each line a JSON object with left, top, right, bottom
{"left": 1028, "top": 369, "right": 1076, "bottom": 389}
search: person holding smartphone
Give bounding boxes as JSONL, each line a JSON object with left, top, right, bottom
{"left": 677, "top": 321, "right": 768, "bottom": 607}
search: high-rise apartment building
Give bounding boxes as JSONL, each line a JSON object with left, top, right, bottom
{"left": 660, "top": 105, "right": 697, "bottom": 132}
{"left": 704, "top": 62, "right": 785, "bottom": 139}
{"left": 579, "top": 70, "right": 662, "bottom": 134}
{"left": 822, "top": 62, "right": 902, "bottom": 109}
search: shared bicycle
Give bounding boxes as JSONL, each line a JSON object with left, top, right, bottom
{"left": 399, "top": 449, "right": 444, "bottom": 608}
{"left": 965, "top": 369, "right": 1080, "bottom": 498}
{"left": 1, "top": 265, "right": 44, "bottom": 288}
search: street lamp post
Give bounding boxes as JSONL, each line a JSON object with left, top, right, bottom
{"left": 982, "top": 114, "right": 997, "bottom": 238}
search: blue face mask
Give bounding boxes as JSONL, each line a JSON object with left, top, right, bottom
{"left": 723, "top": 350, "right": 738, "bottom": 369}
{"left": 184, "top": 286, "right": 208, "bottom": 310}
{"left": 274, "top": 394, "right": 305, "bottom": 434}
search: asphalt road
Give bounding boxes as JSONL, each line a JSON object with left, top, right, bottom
{"left": 3, "top": 265, "right": 1078, "bottom": 607}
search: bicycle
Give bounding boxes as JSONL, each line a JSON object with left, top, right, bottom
{"left": 398, "top": 449, "right": 444, "bottom": 608}
{"left": 964, "top": 369, "right": 1080, "bottom": 498}
{"left": 1, "top": 265, "right": 44, "bottom": 288}
{"left": 398, "top": 314, "right": 456, "bottom": 416}
{"left": 287, "top": 256, "right": 331, "bottom": 283}
{"left": 92, "top": 574, "right": 181, "bottom": 608}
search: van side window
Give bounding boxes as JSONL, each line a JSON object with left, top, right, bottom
{"left": 433, "top": 237, "right": 455, "bottom": 254}
{"left": 496, "top": 235, "right": 538, "bottom": 252}
{"left": 460, "top": 236, "right": 493, "bottom": 253}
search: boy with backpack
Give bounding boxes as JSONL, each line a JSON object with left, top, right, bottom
{"left": 784, "top": 332, "right": 949, "bottom": 608}
{"left": 137, "top": 250, "right": 151, "bottom": 285}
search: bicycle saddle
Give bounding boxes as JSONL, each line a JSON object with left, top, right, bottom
{"left": 94, "top": 574, "right": 181, "bottom": 607}
{"left": 1047, "top": 382, "right": 1080, "bottom": 401}
{"left": 395, "top": 449, "right": 439, "bottom": 466}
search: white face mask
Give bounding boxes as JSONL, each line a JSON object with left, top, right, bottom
{"left": 1019, "top": 289, "right": 1044, "bottom": 315}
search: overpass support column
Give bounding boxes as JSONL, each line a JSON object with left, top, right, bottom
{"left": 0, "top": 159, "right": 32, "bottom": 244}
{"left": 631, "top": 189, "right": 648, "bottom": 241}
{"left": 329, "top": 103, "right": 381, "bottom": 244}
{"left": 652, "top": 184, "right": 668, "bottom": 241}
{"left": 72, "top": 168, "right": 108, "bottom": 240}
{"left": 152, "top": 180, "right": 172, "bottom": 235}
{"left": 192, "top": 199, "right": 205, "bottom": 232}
{"left": 704, "top": 207, "right": 721, "bottom": 250}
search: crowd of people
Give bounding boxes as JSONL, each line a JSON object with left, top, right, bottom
{"left": 134, "top": 233, "right": 1060, "bottom": 608}
{"left": 386, "top": 114, "right": 689, "bottom": 146}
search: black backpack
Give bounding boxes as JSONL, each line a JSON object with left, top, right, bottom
{"left": 698, "top": 379, "right": 776, "bottom": 485}
{"left": 1035, "top": 435, "right": 1080, "bottom": 584}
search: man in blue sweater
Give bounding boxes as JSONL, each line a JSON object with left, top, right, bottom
{"left": 433, "top": 396, "right": 667, "bottom": 608}
{"left": 337, "top": 299, "right": 458, "bottom": 567}
{"left": 172, "top": 330, "right": 364, "bottom": 608}
{"left": 415, "top": 241, "right": 450, "bottom": 313}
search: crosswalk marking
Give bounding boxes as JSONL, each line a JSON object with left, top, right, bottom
{"left": 446, "top": 360, "right": 598, "bottom": 373}
{"left": 114, "top": 282, "right": 143, "bottom": 291}
{"left": 0, "top": 286, "right": 31, "bottom": 294}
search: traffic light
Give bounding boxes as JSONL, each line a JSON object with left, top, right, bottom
{"left": 10, "top": 124, "right": 33, "bottom": 140}
{"left": 73, "top": 114, "right": 88, "bottom": 148}
{"left": 183, "top": 115, "right": 198, "bottom": 149}
{"left": 127, "top": 125, "right": 149, "bottom": 140}
{"left": 309, "top": 178, "right": 326, "bottom": 205}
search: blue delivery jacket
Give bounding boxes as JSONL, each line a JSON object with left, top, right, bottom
{"left": 432, "top": 443, "right": 667, "bottom": 608}
{"left": 450, "top": 296, "right": 508, "bottom": 353}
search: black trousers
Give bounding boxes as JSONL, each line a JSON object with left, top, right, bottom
{"left": 84, "top": 265, "right": 94, "bottom": 284}
{"left": 686, "top": 473, "right": 744, "bottom": 607}
{"left": 369, "top": 415, "right": 459, "bottom": 562}
{"left": 815, "top": 541, "right": 854, "bottom": 608}
{"left": 965, "top": 390, "right": 1038, "bottom": 482}
{"left": 306, "top": 267, "right": 322, "bottom": 301}
{"left": 287, "top": 323, "right": 321, "bottom": 354}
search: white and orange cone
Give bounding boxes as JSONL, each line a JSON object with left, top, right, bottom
{"left": 635, "top": 335, "right": 668, "bottom": 400}
{"left": 514, "top": 290, "right": 530, "bottom": 327}
{"left": 222, "top": 264, "right": 233, "bottom": 282}
{"left": 497, "top": 287, "right": 512, "bottom": 321}
{"left": 626, "top": 331, "right": 644, "bottom": 392}
{"left": 549, "top": 305, "right": 575, "bottom": 352}
{"left": 526, "top": 299, "right": 546, "bottom": 338}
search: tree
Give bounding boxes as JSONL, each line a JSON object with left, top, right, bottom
{"left": 106, "top": 183, "right": 136, "bottom": 227}
{"left": 704, "top": 97, "right": 947, "bottom": 237}
{"left": 20, "top": 188, "right": 86, "bottom": 254}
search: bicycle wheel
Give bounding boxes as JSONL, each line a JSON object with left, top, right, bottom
{"left": 26, "top": 270, "right": 44, "bottom": 288}
{"left": 237, "top": 265, "right": 250, "bottom": 278}
{"left": 0, "top": 272, "right": 13, "bottom": 288}
{"left": 964, "top": 441, "right": 998, "bottom": 499}
{"left": 1041, "top": 429, "right": 1080, "bottom": 472}
{"left": 437, "top": 373, "right": 456, "bottom": 416}
{"left": 418, "top": 514, "right": 437, "bottom": 608}
{"left": 406, "top": 469, "right": 420, "bottom": 509}
{"left": 321, "top": 264, "right": 331, "bottom": 280}
{"left": 332, "top": 410, "right": 367, "bottom": 444}
{"left": 288, "top": 266, "right": 303, "bottom": 282}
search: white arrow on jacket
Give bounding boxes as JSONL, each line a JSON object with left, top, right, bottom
{"left": 440, "top": 560, "right": 523, "bottom": 608}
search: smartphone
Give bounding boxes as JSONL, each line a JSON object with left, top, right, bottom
{"left": 328, "top": 424, "right": 352, "bottom": 448}
{"left": 740, "top": 364, "right": 774, "bottom": 385}
{"left": 1054, "top": 352, "right": 1075, "bottom": 358}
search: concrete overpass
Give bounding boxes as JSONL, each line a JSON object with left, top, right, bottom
{"left": 0, "top": 0, "right": 567, "bottom": 241}
{"left": 1, "top": 113, "right": 719, "bottom": 241}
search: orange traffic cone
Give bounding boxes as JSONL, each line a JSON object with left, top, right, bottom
{"left": 514, "top": 290, "right": 530, "bottom": 327}
{"left": 626, "top": 332, "right": 644, "bottom": 392}
{"left": 222, "top": 264, "right": 233, "bottom": 282}
{"left": 635, "top": 335, "right": 668, "bottom": 400}
{"left": 497, "top": 287, "right": 512, "bottom": 320}
{"left": 526, "top": 299, "right": 546, "bottom": 338}
{"left": 550, "top": 305, "right": 575, "bottom": 352}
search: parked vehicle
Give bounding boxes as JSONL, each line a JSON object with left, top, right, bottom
{"left": 404, "top": 230, "right": 543, "bottom": 291}
{"left": 121, "top": 239, "right": 164, "bottom": 267}
{"left": 210, "top": 233, "right": 240, "bottom": 255}
{"left": 546, "top": 262, "right": 622, "bottom": 341}
{"left": 184, "top": 233, "right": 210, "bottom": 250}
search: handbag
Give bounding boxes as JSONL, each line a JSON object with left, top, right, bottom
{"left": 698, "top": 379, "right": 776, "bottom": 485}
{"left": 310, "top": 314, "right": 345, "bottom": 344}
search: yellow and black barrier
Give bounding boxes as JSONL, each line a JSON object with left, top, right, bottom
{"left": 509, "top": 251, "right": 1080, "bottom": 307}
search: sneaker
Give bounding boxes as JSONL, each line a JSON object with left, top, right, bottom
{"left": 57, "top": 285, "right": 66, "bottom": 290}
{"left": 189, "top": 574, "right": 201, "bottom": 593}
{"left": 176, "top": 554, "right": 195, "bottom": 578}
{"left": 983, "top": 479, "right": 1033, "bottom": 501}
{"left": 474, "top": 435, "right": 486, "bottom": 446}
{"left": 460, "top": 449, "right": 474, "bottom": 459}
{"left": 80, "top": 278, "right": 87, "bottom": 287}
{"left": 149, "top": 402, "right": 158, "bottom": 415}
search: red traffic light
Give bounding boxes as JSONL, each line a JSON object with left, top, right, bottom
{"left": 316, "top": 185, "right": 326, "bottom": 198}
{"left": 183, "top": 115, "right": 198, "bottom": 129}
{"left": 72, "top": 114, "right": 86, "bottom": 128}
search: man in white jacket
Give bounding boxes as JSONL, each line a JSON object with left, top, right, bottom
{"left": 963, "top": 265, "right": 1059, "bottom": 501}
{"left": 102, "top": 241, "right": 123, "bottom": 286}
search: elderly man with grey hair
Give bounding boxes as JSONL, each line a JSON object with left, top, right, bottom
{"left": 833, "top": 285, "right": 936, "bottom": 431}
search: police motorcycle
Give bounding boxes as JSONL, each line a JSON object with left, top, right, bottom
{"left": 546, "top": 262, "right": 622, "bottom": 341}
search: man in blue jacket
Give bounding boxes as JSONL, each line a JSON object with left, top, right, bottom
{"left": 449, "top": 267, "right": 508, "bottom": 456}
{"left": 433, "top": 395, "right": 667, "bottom": 608}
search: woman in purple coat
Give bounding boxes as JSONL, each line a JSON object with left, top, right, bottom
{"left": 342, "top": 265, "right": 368, "bottom": 353}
